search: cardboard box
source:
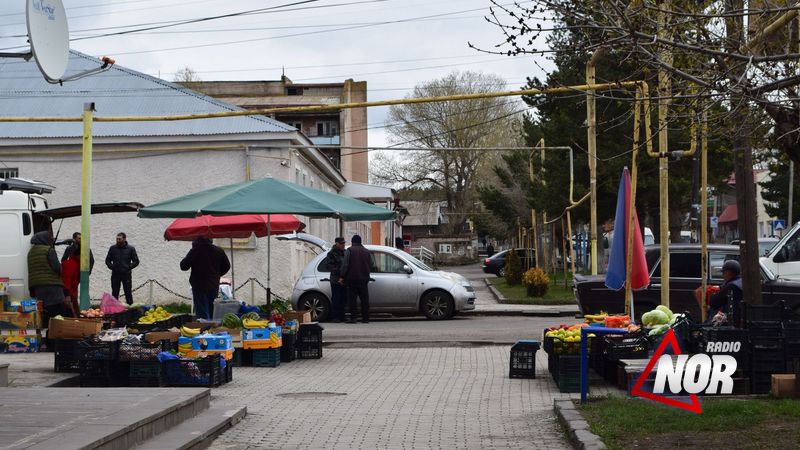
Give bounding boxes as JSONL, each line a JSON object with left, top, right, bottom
{"left": 209, "top": 327, "right": 243, "bottom": 344}
{"left": 772, "top": 374, "right": 796, "bottom": 398}
{"left": 185, "top": 348, "right": 234, "bottom": 360}
{"left": 284, "top": 311, "right": 311, "bottom": 324}
{"left": 242, "top": 327, "right": 282, "bottom": 349}
{"left": 182, "top": 321, "right": 218, "bottom": 331}
{"left": 144, "top": 331, "right": 180, "bottom": 344}
{"left": 0, "top": 277, "right": 8, "bottom": 296}
{"left": 48, "top": 318, "right": 103, "bottom": 340}
{"left": 3, "top": 334, "right": 39, "bottom": 353}
{"left": 0, "top": 311, "right": 41, "bottom": 330}
{"left": 191, "top": 333, "right": 233, "bottom": 351}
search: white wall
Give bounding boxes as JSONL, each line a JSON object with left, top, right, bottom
{"left": 3, "top": 144, "right": 341, "bottom": 304}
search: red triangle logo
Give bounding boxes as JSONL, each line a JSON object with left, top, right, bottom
{"left": 630, "top": 328, "right": 703, "bottom": 414}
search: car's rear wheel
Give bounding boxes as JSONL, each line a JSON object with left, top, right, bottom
{"left": 298, "top": 292, "right": 331, "bottom": 322}
{"left": 421, "top": 290, "right": 455, "bottom": 320}
{"left": 497, "top": 267, "right": 505, "bottom": 277}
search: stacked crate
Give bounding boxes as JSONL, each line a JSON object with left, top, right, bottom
{"left": 509, "top": 340, "right": 539, "bottom": 379}
{"left": 744, "top": 301, "right": 786, "bottom": 394}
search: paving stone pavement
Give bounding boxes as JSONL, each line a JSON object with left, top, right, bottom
{"left": 209, "top": 346, "right": 615, "bottom": 450}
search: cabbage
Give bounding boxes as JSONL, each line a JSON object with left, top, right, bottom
{"left": 642, "top": 309, "right": 670, "bottom": 327}
{"left": 648, "top": 324, "right": 670, "bottom": 336}
{"left": 656, "top": 305, "right": 674, "bottom": 320}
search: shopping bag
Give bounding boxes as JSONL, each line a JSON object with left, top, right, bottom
{"left": 100, "top": 292, "right": 128, "bottom": 314}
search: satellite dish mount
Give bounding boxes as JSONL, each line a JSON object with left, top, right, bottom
{"left": 0, "top": 0, "right": 114, "bottom": 84}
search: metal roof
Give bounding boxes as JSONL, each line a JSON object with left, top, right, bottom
{"left": 0, "top": 51, "right": 296, "bottom": 139}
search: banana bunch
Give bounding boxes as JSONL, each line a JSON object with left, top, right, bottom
{"left": 181, "top": 326, "right": 201, "bottom": 337}
{"left": 242, "top": 317, "right": 269, "bottom": 329}
{"left": 583, "top": 313, "right": 607, "bottom": 324}
{"left": 178, "top": 341, "right": 192, "bottom": 354}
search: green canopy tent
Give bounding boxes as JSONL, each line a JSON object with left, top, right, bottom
{"left": 138, "top": 177, "right": 396, "bottom": 302}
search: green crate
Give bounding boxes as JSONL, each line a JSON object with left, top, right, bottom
{"left": 252, "top": 348, "right": 280, "bottom": 368}
{"left": 129, "top": 361, "right": 162, "bottom": 378}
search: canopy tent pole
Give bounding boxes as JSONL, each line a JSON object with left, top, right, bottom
{"left": 229, "top": 238, "right": 235, "bottom": 299}
{"left": 267, "top": 214, "right": 272, "bottom": 305}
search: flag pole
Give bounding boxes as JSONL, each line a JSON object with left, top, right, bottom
{"left": 625, "top": 91, "right": 642, "bottom": 318}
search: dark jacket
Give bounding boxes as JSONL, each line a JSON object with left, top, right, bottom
{"left": 106, "top": 242, "right": 139, "bottom": 275}
{"left": 340, "top": 243, "right": 372, "bottom": 285}
{"left": 180, "top": 238, "right": 231, "bottom": 292}
{"left": 62, "top": 243, "right": 95, "bottom": 273}
{"left": 28, "top": 231, "right": 63, "bottom": 288}
{"left": 325, "top": 247, "right": 345, "bottom": 279}
{"left": 709, "top": 276, "right": 743, "bottom": 324}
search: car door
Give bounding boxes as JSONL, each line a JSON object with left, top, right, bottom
{"left": 368, "top": 251, "right": 417, "bottom": 310}
{"left": 766, "top": 227, "right": 800, "bottom": 279}
{"left": 646, "top": 251, "right": 702, "bottom": 317}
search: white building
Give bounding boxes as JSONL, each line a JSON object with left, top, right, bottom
{"left": 0, "top": 52, "right": 371, "bottom": 304}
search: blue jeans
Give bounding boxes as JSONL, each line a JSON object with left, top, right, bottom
{"left": 192, "top": 288, "right": 218, "bottom": 320}
{"left": 330, "top": 282, "right": 347, "bottom": 321}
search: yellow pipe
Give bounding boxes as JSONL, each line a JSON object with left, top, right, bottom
{"left": 79, "top": 103, "right": 94, "bottom": 310}
{"left": 0, "top": 82, "right": 643, "bottom": 123}
{"left": 586, "top": 52, "right": 606, "bottom": 276}
{"left": 539, "top": 138, "right": 548, "bottom": 272}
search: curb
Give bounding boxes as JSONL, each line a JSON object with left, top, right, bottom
{"left": 553, "top": 400, "right": 606, "bottom": 450}
{"left": 481, "top": 279, "right": 580, "bottom": 317}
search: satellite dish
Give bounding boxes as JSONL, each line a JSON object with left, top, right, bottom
{"left": 26, "top": 0, "right": 69, "bottom": 83}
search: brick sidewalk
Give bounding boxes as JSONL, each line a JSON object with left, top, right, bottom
{"left": 210, "top": 347, "right": 615, "bottom": 449}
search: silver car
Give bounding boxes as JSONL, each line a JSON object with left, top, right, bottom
{"left": 282, "top": 234, "right": 476, "bottom": 321}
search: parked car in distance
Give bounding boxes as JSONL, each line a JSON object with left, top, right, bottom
{"left": 284, "top": 234, "right": 476, "bottom": 321}
{"left": 573, "top": 243, "right": 800, "bottom": 321}
{"left": 730, "top": 237, "right": 779, "bottom": 256}
{"left": 481, "top": 248, "right": 535, "bottom": 277}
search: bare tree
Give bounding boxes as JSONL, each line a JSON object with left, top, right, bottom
{"left": 173, "top": 66, "right": 202, "bottom": 83}
{"left": 372, "top": 71, "right": 523, "bottom": 234}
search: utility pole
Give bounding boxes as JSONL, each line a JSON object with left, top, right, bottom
{"left": 657, "top": 3, "right": 672, "bottom": 306}
{"left": 586, "top": 48, "right": 606, "bottom": 276}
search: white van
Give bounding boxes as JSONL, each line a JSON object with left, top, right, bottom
{"left": 0, "top": 178, "right": 141, "bottom": 302}
{"left": 761, "top": 221, "right": 800, "bottom": 279}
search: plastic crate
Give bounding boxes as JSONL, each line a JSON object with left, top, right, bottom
{"left": 128, "top": 376, "right": 164, "bottom": 387}
{"left": 79, "top": 360, "right": 128, "bottom": 387}
{"left": 224, "top": 362, "right": 233, "bottom": 384}
{"left": 280, "top": 333, "right": 296, "bottom": 363}
{"left": 118, "top": 340, "right": 169, "bottom": 361}
{"left": 603, "top": 335, "right": 648, "bottom": 361}
{"left": 557, "top": 355, "right": 581, "bottom": 376}
{"left": 748, "top": 323, "right": 782, "bottom": 339}
{"left": 54, "top": 339, "right": 82, "bottom": 373}
{"left": 694, "top": 327, "right": 751, "bottom": 370}
{"left": 129, "top": 360, "right": 162, "bottom": 378}
{"left": 296, "top": 323, "right": 323, "bottom": 359}
{"left": 78, "top": 340, "right": 119, "bottom": 361}
{"left": 744, "top": 301, "right": 786, "bottom": 324}
{"left": 509, "top": 341, "right": 539, "bottom": 379}
{"left": 558, "top": 372, "right": 580, "bottom": 393}
{"left": 548, "top": 352, "right": 558, "bottom": 378}
{"left": 252, "top": 348, "right": 281, "bottom": 368}
{"left": 751, "top": 375, "right": 772, "bottom": 395}
{"left": 163, "top": 355, "right": 224, "bottom": 387}
{"left": 106, "top": 308, "right": 144, "bottom": 327}
{"left": 751, "top": 336, "right": 784, "bottom": 351}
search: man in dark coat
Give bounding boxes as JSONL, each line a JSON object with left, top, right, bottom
{"left": 61, "top": 232, "right": 95, "bottom": 271}
{"left": 325, "top": 237, "right": 347, "bottom": 322}
{"left": 105, "top": 232, "right": 140, "bottom": 305}
{"left": 708, "top": 260, "right": 743, "bottom": 325}
{"left": 28, "top": 231, "right": 66, "bottom": 324}
{"left": 339, "top": 234, "right": 373, "bottom": 323}
{"left": 180, "top": 237, "right": 231, "bottom": 320}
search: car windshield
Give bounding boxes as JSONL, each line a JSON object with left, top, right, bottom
{"left": 400, "top": 251, "right": 434, "bottom": 271}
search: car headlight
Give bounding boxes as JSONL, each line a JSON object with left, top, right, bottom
{"left": 463, "top": 284, "right": 475, "bottom": 293}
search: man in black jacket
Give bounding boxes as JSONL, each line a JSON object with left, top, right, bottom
{"left": 339, "top": 234, "right": 373, "bottom": 324}
{"left": 105, "top": 232, "right": 139, "bottom": 305}
{"left": 180, "top": 237, "right": 231, "bottom": 320}
{"left": 326, "top": 237, "right": 347, "bottom": 322}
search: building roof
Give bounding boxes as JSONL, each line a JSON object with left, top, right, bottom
{"left": 403, "top": 200, "right": 443, "bottom": 227}
{"left": 0, "top": 51, "right": 296, "bottom": 139}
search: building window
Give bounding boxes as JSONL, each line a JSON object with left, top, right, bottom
{"left": 290, "top": 122, "right": 302, "bottom": 131}
{"left": 0, "top": 168, "right": 18, "bottom": 179}
{"left": 316, "top": 121, "right": 339, "bottom": 136}
{"left": 439, "top": 244, "right": 452, "bottom": 254}
{"left": 286, "top": 87, "right": 303, "bottom": 96}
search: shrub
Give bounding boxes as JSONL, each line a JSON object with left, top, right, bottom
{"left": 504, "top": 250, "right": 523, "bottom": 285}
{"left": 523, "top": 267, "right": 550, "bottom": 297}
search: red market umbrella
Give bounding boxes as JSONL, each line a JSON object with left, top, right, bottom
{"left": 164, "top": 214, "right": 305, "bottom": 296}
{"left": 164, "top": 214, "right": 304, "bottom": 241}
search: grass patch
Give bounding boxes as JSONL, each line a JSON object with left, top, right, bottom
{"left": 489, "top": 273, "right": 577, "bottom": 305}
{"left": 578, "top": 395, "right": 800, "bottom": 450}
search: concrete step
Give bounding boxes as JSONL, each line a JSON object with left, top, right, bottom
{"left": 2, "top": 388, "right": 211, "bottom": 450}
{"left": 132, "top": 405, "right": 246, "bottom": 450}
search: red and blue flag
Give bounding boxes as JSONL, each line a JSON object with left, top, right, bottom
{"left": 605, "top": 167, "right": 650, "bottom": 291}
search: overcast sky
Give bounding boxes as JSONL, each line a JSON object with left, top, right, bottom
{"left": 1, "top": 0, "right": 553, "bottom": 148}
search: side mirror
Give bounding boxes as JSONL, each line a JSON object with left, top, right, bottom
{"left": 403, "top": 264, "right": 413, "bottom": 274}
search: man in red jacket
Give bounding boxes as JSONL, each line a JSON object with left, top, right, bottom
{"left": 339, "top": 235, "right": 373, "bottom": 324}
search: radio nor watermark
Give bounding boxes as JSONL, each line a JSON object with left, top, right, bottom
{"left": 631, "top": 329, "right": 741, "bottom": 414}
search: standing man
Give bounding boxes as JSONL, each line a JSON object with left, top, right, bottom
{"left": 325, "top": 237, "right": 347, "bottom": 323}
{"left": 339, "top": 234, "right": 372, "bottom": 324}
{"left": 27, "top": 231, "right": 67, "bottom": 325}
{"left": 486, "top": 242, "right": 495, "bottom": 257}
{"left": 105, "top": 232, "right": 139, "bottom": 305}
{"left": 180, "top": 236, "right": 231, "bottom": 320}
{"left": 61, "top": 232, "right": 95, "bottom": 269}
